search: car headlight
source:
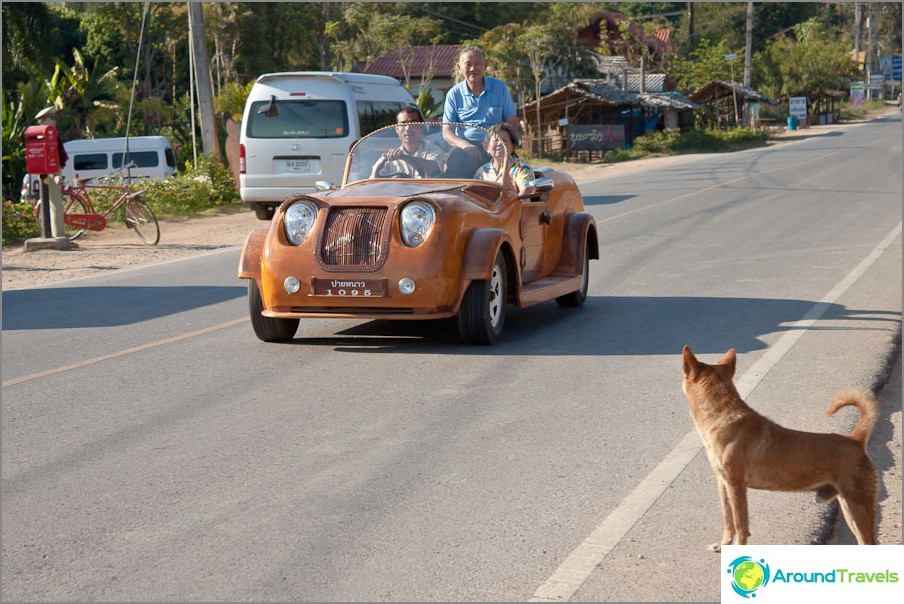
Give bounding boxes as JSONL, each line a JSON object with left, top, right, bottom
{"left": 400, "top": 201, "right": 435, "bottom": 247}
{"left": 284, "top": 200, "right": 319, "bottom": 245}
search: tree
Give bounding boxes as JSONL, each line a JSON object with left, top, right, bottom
{"left": 670, "top": 37, "right": 736, "bottom": 93}
{"left": 756, "top": 18, "right": 858, "bottom": 100}
{"left": 524, "top": 25, "right": 553, "bottom": 158}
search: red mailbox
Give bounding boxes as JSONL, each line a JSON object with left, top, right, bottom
{"left": 25, "top": 125, "right": 61, "bottom": 174}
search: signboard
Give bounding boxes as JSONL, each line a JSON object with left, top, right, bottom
{"left": 788, "top": 97, "right": 808, "bottom": 120}
{"left": 868, "top": 74, "right": 885, "bottom": 90}
{"left": 567, "top": 124, "right": 625, "bottom": 151}
{"left": 893, "top": 56, "right": 902, "bottom": 81}
{"left": 850, "top": 81, "right": 866, "bottom": 106}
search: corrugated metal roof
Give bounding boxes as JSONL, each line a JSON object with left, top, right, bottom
{"left": 353, "top": 45, "right": 460, "bottom": 80}
{"left": 625, "top": 74, "right": 666, "bottom": 93}
{"left": 637, "top": 91, "right": 700, "bottom": 110}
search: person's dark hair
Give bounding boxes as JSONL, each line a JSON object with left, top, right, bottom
{"left": 499, "top": 122, "right": 521, "bottom": 149}
{"left": 398, "top": 106, "right": 424, "bottom": 122}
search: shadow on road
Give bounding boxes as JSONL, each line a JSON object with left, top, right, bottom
{"left": 2, "top": 285, "right": 246, "bottom": 330}
{"left": 279, "top": 295, "right": 901, "bottom": 356}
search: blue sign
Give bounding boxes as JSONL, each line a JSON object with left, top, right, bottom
{"left": 893, "top": 56, "right": 902, "bottom": 80}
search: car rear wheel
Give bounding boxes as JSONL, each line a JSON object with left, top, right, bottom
{"left": 248, "top": 279, "right": 299, "bottom": 342}
{"left": 458, "top": 250, "right": 507, "bottom": 345}
{"left": 556, "top": 242, "right": 590, "bottom": 308}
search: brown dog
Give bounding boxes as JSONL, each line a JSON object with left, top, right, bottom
{"left": 681, "top": 345, "right": 879, "bottom": 550}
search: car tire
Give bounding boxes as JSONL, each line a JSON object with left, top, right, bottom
{"left": 248, "top": 279, "right": 299, "bottom": 342}
{"left": 556, "top": 243, "right": 590, "bottom": 308}
{"left": 458, "top": 250, "right": 507, "bottom": 345}
{"left": 252, "top": 203, "right": 275, "bottom": 221}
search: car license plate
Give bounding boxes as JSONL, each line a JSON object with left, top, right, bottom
{"left": 311, "top": 278, "right": 386, "bottom": 297}
{"left": 286, "top": 160, "right": 310, "bottom": 173}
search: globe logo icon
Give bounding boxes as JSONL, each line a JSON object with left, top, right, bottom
{"left": 727, "top": 556, "right": 770, "bottom": 598}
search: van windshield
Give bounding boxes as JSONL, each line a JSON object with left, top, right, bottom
{"left": 247, "top": 99, "right": 349, "bottom": 139}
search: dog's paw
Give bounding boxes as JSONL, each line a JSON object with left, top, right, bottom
{"left": 709, "top": 543, "right": 723, "bottom": 553}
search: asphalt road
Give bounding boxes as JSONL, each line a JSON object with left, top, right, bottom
{"left": 2, "top": 114, "right": 901, "bottom": 602}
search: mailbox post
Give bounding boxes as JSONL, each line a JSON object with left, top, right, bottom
{"left": 24, "top": 125, "right": 61, "bottom": 238}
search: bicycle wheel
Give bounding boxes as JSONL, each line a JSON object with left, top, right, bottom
{"left": 124, "top": 197, "right": 160, "bottom": 245}
{"left": 32, "top": 196, "right": 89, "bottom": 241}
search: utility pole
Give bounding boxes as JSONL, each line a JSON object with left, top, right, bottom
{"left": 687, "top": 2, "right": 694, "bottom": 49}
{"left": 188, "top": 2, "right": 218, "bottom": 158}
{"left": 854, "top": 2, "right": 862, "bottom": 75}
{"left": 744, "top": 1, "right": 753, "bottom": 88}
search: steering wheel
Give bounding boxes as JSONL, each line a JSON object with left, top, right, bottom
{"left": 373, "top": 154, "right": 422, "bottom": 179}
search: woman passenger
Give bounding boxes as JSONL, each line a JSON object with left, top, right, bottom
{"left": 474, "top": 123, "right": 535, "bottom": 195}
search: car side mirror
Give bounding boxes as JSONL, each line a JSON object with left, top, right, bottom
{"left": 315, "top": 181, "right": 336, "bottom": 192}
{"left": 531, "top": 177, "right": 554, "bottom": 192}
{"left": 519, "top": 177, "right": 554, "bottom": 201}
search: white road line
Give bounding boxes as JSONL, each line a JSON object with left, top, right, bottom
{"left": 531, "top": 221, "right": 902, "bottom": 602}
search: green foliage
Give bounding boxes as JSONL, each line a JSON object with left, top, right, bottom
{"left": 604, "top": 127, "right": 767, "bottom": 163}
{"left": 670, "top": 38, "right": 735, "bottom": 93}
{"left": 138, "top": 154, "right": 241, "bottom": 217}
{"left": 756, "top": 17, "right": 858, "bottom": 100}
{"left": 415, "top": 86, "right": 444, "bottom": 119}
{"left": 2, "top": 200, "right": 40, "bottom": 245}
{"left": 2, "top": 81, "right": 47, "bottom": 199}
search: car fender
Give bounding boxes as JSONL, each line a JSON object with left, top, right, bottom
{"left": 559, "top": 212, "right": 599, "bottom": 273}
{"left": 237, "top": 228, "right": 269, "bottom": 280}
{"left": 461, "top": 228, "right": 513, "bottom": 280}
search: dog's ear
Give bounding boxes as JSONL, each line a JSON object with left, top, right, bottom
{"left": 682, "top": 345, "right": 699, "bottom": 379}
{"left": 719, "top": 348, "right": 737, "bottom": 377}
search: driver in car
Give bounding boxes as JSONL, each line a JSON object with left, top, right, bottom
{"left": 371, "top": 107, "right": 443, "bottom": 178}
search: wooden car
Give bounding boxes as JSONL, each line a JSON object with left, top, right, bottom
{"left": 238, "top": 122, "right": 598, "bottom": 344}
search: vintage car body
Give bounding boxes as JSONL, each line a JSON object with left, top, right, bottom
{"left": 238, "top": 122, "right": 599, "bottom": 344}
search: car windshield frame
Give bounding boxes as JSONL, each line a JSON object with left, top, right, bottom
{"left": 343, "top": 121, "right": 502, "bottom": 188}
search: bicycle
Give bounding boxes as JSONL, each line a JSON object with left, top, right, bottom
{"left": 33, "top": 175, "right": 160, "bottom": 245}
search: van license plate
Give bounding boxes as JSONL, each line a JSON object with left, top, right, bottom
{"left": 286, "top": 160, "right": 310, "bottom": 173}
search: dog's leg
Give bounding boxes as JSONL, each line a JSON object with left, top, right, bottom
{"left": 837, "top": 496, "right": 877, "bottom": 544}
{"left": 711, "top": 477, "right": 736, "bottom": 552}
{"left": 725, "top": 480, "right": 751, "bottom": 546}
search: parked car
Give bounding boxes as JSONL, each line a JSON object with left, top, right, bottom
{"left": 239, "top": 71, "right": 415, "bottom": 221}
{"left": 238, "top": 122, "right": 599, "bottom": 344}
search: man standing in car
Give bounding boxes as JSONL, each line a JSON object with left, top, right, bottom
{"left": 442, "top": 46, "right": 520, "bottom": 178}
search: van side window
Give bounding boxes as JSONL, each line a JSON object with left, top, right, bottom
{"left": 113, "top": 151, "right": 159, "bottom": 168}
{"left": 73, "top": 153, "right": 108, "bottom": 171}
{"left": 357, "top": 101, "right": 409, "bottom": 136}
{"left": 247, "top": 100, "right": 349, "bottom": 139}
{"left": 165, "top": 148, "right": 176, "bottom": 168}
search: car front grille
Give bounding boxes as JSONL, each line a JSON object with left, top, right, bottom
{"left": 318, "top": 207, "right": 389, "bottom": 270}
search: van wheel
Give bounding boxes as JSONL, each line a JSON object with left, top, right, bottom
{"left": 252, "top": 203, "right": 275, "bottom": 221}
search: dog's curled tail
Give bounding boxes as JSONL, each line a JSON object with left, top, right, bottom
{"left": 826, "top": 388, "right": 880, "bottom": 448}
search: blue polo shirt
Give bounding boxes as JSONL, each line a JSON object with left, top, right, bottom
{"left": 443, "top": 76, "right": 517, "bottom": 144}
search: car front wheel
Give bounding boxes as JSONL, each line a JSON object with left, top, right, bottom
{"left": 556, "top": 242, "right": 590, "bottom": 308}
{"left": 458, "top": 250, "right": 507, "bottom": 345}
{"left": 248, "top": 279, "right": 299, "bottom": 342}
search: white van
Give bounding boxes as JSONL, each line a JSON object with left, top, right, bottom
{"left": 63, "top": 135, "right": 177, "bottom": 183}
{"left": 240, "top": 72, "right": 415, "bottom": 219}
{"left": 21, "top": 135, "right": 177, "bottom": 202}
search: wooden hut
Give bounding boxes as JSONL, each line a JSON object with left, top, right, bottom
{"left": 687, "top": 80, "right": 776, "bottom": 129}
{"left": 520, "top": 79, "right": 699, "bottom": 160}
{"left": 520, "top": 80, "right": 642, "bottom": 160}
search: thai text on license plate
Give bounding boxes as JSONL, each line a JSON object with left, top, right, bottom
{"left": 286, "top": 160, "right": 310, "bottom": 172}
{"left": 311, "top": 278, "right": 386, "bottom": 297}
